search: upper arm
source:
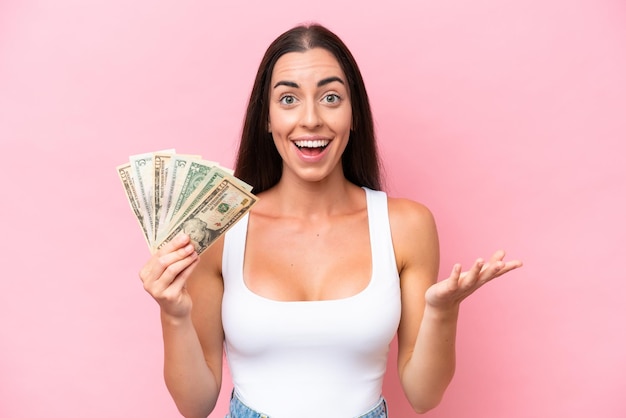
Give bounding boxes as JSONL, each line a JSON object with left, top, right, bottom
{"left": 186, "top": 236, "right": 226, "bottom": 386}
{"left": 388, "top": 198, "right": 440, "bottom": 372}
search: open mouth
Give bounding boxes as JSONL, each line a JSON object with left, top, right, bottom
{"left": 294, "top": 139, "right": 330, "bottom": 156}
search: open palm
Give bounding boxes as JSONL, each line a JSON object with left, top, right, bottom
{"left": 425, "top": 250, "right": 523, "bottom": 309}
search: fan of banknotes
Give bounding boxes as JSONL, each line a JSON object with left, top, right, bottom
{"left": 116, "top": 150, "right": 258, "bottom": 255}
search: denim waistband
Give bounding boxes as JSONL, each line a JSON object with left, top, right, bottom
{"left": 226, "top": 391, "right": 388, "bottom": 418}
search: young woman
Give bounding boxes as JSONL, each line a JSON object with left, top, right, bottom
{"left": 139, "top": 24, "right": 522, "bottom": 418}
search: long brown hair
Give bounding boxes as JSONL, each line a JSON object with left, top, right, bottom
{"left": 233, "top": 23, "right": 383, "bottom": 193}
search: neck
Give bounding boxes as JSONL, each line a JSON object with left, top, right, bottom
{"left": 266, "top": 171, "right": 361, "bottom": 219}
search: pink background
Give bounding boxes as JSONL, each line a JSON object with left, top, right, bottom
{"left": 1, "top": 1, "right": 625, "bottom": 417}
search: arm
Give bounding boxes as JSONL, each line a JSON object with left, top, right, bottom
{"left": 389, "top": 199, "right": 522, "bottom": 413}
{"left": 139, "top": 234, "right": 225, "bottom": 418}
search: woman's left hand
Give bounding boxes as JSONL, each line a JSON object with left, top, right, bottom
{"left": 425, "top": 250, "right": 523, "bottom": 310}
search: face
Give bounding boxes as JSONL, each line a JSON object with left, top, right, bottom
{"left": 183, "top": 220, "right": 207, "bottom": 246}
{"left": 268, "top": 48, "right": 352, "bottom": 185}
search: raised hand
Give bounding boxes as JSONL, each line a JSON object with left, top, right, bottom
{"left": 139, "top": 233, "right": 199, "bottom": 319}
{"left": 425, "top": 250, "right": 522, "bottom": 310}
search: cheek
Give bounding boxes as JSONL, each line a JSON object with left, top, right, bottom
{"left": 328, "top": 110, "right": 352, "bottom": 133}
{"left": 268, "top": 110, "right": 296, "bottom": 135}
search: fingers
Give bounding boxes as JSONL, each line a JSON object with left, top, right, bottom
{"left": 492, "top": 259, "right": 523, "bottom": 279}
{"left": 473, "top": 250, "right": 524, "bottom": 284}
{"left": 458, "top": 258, "right": 486, "bottom": 289}
{"left": 448, "top": 263, "right": 462, "bottom": 289}
{"left": 439, "top": 251, "right": 522, "bottom": 307}
{"left": 159, "top": 232, "right": 193, "bottom": 255}
{"left": 485, "top": 249, "right": 523, "bottom": 278}
{"left": 159, "top": 257, "right": 199, "bottom": 297}
{"left": 139, "top": 233, "right": 198, "bottom": 293}
{"left": 488, "top": 249, "right": 506, "bottom": 263}
{"left": 478, "top": 250, "right": 503, "bottom": 272}
{"left": 458, "top": 255, "right": 508, "bottom": 289}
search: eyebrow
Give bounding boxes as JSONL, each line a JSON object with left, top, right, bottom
{"left": 273, "top": 76, "right": 346, "bottom": 89}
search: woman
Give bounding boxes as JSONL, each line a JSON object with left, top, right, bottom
{"left": 139, "top": 23, "right": 522, "bottom": 418}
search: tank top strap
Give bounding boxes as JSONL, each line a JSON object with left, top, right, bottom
{"left": 363, "top": 188, "right": 396, "bottom": 273}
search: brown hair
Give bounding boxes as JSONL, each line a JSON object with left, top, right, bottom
{"left": 233, "top": 23, "right": 383, "bottom": 193}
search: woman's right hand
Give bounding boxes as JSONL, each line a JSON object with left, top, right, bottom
{"left": 139, "top": 233, "right": 199, "bottom": 319}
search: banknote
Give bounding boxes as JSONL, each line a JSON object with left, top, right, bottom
{"left": 158, "top": 176, "right": 257, "bottom": 254}
{"left": 156, "top": 154, "right": 202, "bottom": 240}
{"left": 129, "top": 149, "right": 175, "bottom": 246}
{"left": 117, "top": 150, "right": 256, "bottom": 254}
{"left": 116, "top": 162, "right": 151, "bottom": 246}
{"left": 164, "top": 159, "right": 218, "bottom": 230}
{"left": 153, "top": 153, "right": 173, "bottom": 243}
{"left": 160, "top": 165, "right": 253, "bottom": 243}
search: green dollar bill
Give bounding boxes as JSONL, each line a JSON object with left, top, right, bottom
{"left": 165, "top": 159, "right": 217, "bottom": 227}
{"left": 158, "top": 177, "right": 258, "bottom": 255}
{"left": 157, "top": 154, "right": 202, "bottom": 240}
{"left": 163, "top": 166, "right": 245, "bottom": 239}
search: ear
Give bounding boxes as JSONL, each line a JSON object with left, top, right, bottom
{"left": 267, "top": 122, "right": 272, "bottom": 133}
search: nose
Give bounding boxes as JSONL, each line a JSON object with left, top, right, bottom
{"left": 300, "top": 101, "right": 322, "bottom": 129}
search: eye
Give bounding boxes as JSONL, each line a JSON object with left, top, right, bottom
{"left": 322, "top": 94, "right": 341, "bottom": 105}
{"left": 279, "top": 95, "right": 297, "bottom": 105}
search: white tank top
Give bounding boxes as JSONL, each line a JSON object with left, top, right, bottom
{"left": 221, "top": 188, "right": 401, "bottom": 418}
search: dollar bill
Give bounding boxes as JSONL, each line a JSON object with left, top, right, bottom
{"left": 129, "top": 149, "right": 175, "bottom": 246}
{"left": 160, "top": 166, "right": 253, "bottom": 242}
{"left": 116, "top": 162, "right": 151, "bottom": 246}
{"left": 162, "top": 159, "right": 218, "bottom": 229}
{"left": 153, "top": 153, "right": 173, "bottom": 243}
{"left": 157, "top": 154, "right": 202, "bottom": 240}
{"left": 158, "top": 176, "right": 257, "bottom": 254}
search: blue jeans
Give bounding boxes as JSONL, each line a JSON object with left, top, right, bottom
{"left": 226, "top": 391, "right": 388, "bottom": 418}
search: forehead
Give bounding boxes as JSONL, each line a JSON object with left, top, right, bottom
{"left": 271, "top": 48, "right": 345, "bottom": 83}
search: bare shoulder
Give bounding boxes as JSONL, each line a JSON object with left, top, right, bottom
{"left": 387, "top": 196, "right": 438, "bottom": 248}
{"left": 387, "top": 196, "right": 436, "bottom": 230}
{"left": 387, "top": 196, "right": 439, "bottom": 275}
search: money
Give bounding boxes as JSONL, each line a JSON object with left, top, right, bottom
{"left": 116, "top": 162, "right": 151, "bottom": 247}
{"left": 153, "top": 152, "right": 173, "bottom": 243}
{"left": 127, "top": 149, "right": 175, "bottom": 245}
{"left": 158, "top": 177, "right": 256, "bottom": 254}
{"left": 156, "top": 154, "right": 203, "bottom": 240}
{"left": 117, "top": 150, "right": 257, "bottom": 254}
{"left": 159, "top": 163, "right": 253, "bottom": 243}
{"left": 164, "top": 159, "right": 219, "bottom": 230}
